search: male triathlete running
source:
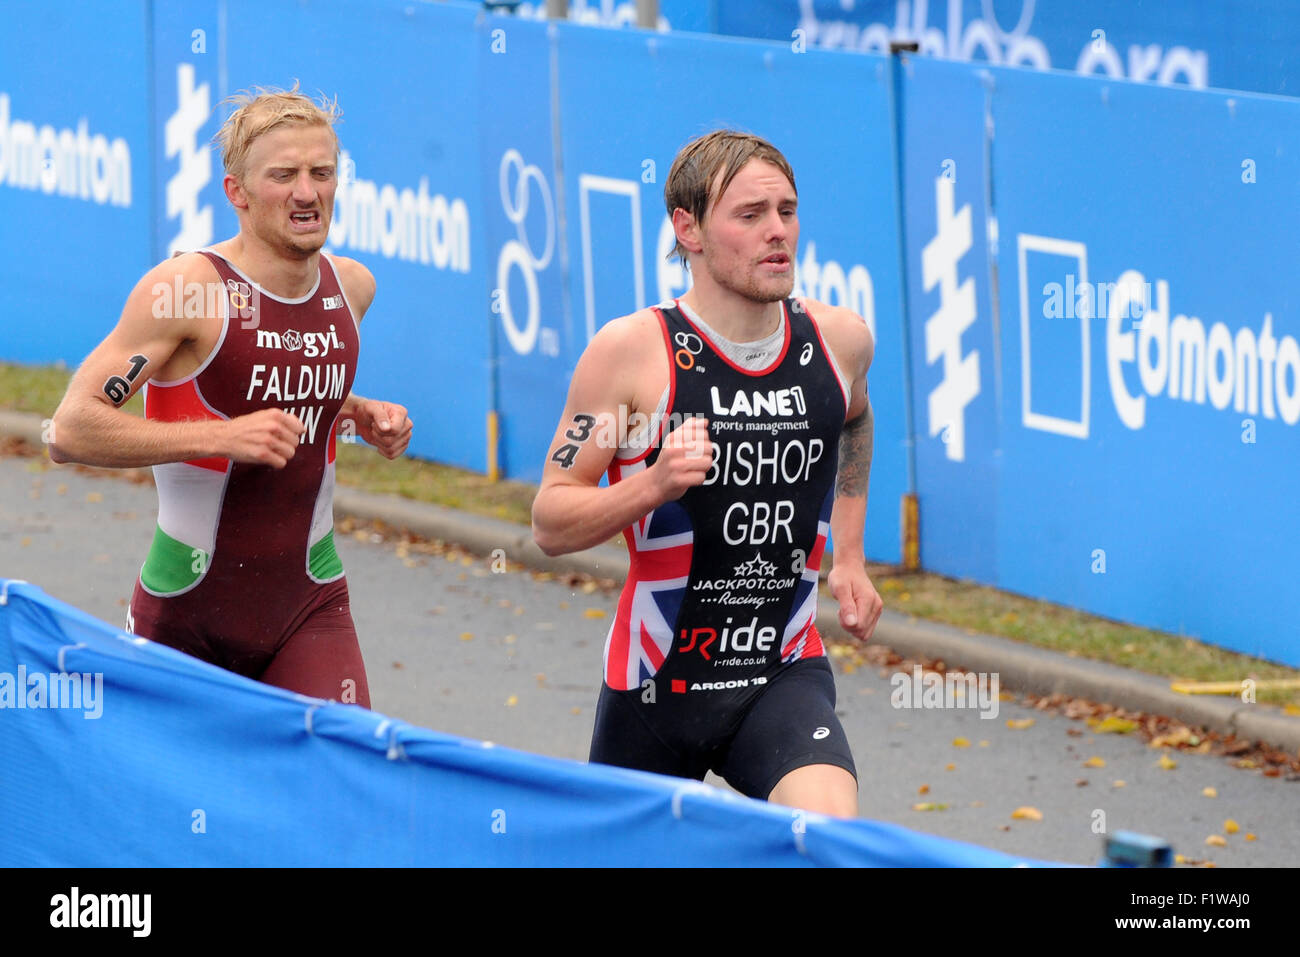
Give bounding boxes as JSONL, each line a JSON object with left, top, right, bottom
{"left": 532, "top": 130, "right": 882, "bottom": 816}
{"left": 50, "top": 86, "right": 412, "bottom": 709}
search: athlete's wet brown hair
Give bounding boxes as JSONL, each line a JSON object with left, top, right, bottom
{"left": 664, "top": 130, "right": 797, "bottom": 265}
{"left": 216, "top": 81, "right": 341, "bottom": 183}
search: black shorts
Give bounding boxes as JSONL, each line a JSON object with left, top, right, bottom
{"left": 588, "top": 656, "right": 856, "bottom": 799}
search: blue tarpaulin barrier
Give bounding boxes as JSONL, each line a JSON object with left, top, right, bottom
{"left": 0, "top": 578, "right": 1046, "bottom": 867}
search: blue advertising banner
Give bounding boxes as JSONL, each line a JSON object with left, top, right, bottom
{"left": 986, "top": 66, "right": 1300, "bottom": 665}
{"left": 551, "top": 26, "right": 911, "bottom": 561}
{"left": 477, "top": 14, "right": 572, "bottom": 480}
{"left": 707, "top": 0, "right": 1299, "bottom": 98}
{"left": 898, "top": 57, "right": 999, "bottom": 581}
{"left": 0, "top": 0, "right": 153, "bottom": 365}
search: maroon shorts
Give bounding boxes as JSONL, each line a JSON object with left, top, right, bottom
{"left": 127, "top": 575, "right": 371, "bottom": 708}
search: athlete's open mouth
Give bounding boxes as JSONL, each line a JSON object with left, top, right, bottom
{"left": 761, "top": 252, "right": 790, "bottom": 266}
{"left": 290, "top": 211, "right": 320, "bottom": 226}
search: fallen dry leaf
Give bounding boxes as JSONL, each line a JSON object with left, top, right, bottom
{"left": 912, "top": 802, "right": 948, "bottom": 812}
{"left": 459, "top": 632, "right": 474, "bottom": 642}
{"left": 1158, "top": 753, "right": 1178, "bottom": 770}
{"left": 1011, "top": 806, "right": 1043, "bottom": 821}
{"left": 918, "top": 784, "right": 930, "bottom": 795}
{"left": 1092, "top": 716, "right": 1138, "bottom": 734}
{"left": 1150, "top": 727, "right": 1197, "bottom": 748}
{"left": 1113, "top": 780, "right": 1126, "bottom": 788}
{"left": 1245, "top": 833, "right": 1257, "bottom": 842}
{"left": 505, "top": 695, "right": 518, "bottom": 707}
{"left": 1224, "top": 819, "right": 1240, "bottom": 834}
{"left": 1084, "top": 756, "right": 1106, "bottom": 768}
{"left": 1202, "top": 787, "right": 1217, "bottom": 798}
{"left": 952, "top": 737, "right": 970, "bottom": 748}
{"left": 1006, "top": 718, "right": 1035, "bottom": 730}
{"left": 1205, "top": 835, "right": 1227, "bottom": 847}
{"left": 945, "top": 763, "right": 956, "bottom": 771}
{"left": 583, "top": 608, "right": 607, "bottom": 619}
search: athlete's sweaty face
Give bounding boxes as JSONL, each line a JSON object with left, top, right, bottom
{"left": 238, "top": 124, "right": 338, "bottom": 259}
{"left": 696, "top": 159, "right": 799, "bottom": 304}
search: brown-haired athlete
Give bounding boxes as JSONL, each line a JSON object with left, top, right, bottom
{"left": 533, "top": 130, "right": 882, "bottom": 816}
{"left": 50, "top": 85, "right": 412, "bottom": 708}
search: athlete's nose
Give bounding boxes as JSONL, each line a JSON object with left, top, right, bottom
{"left": 763, "top": 207, "right": 789, "bottom": 243}
{"left": 291, "top": 170, "right": 317, "bottom": 204}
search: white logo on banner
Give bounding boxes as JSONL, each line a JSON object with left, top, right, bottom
{"left": 0, "top": 93, "right": 133, "bottom": 206}
{"left": 1016, "top": 235, "right": 1300, "bottom": 432}
{"left": 793, "top": 0, "right": 1207, "bottom": 87}
{"left": 496, "top": 148, "right": 556, "bottom": 355}
{"left": 328, "top": 149, "right": 471, "bottom": 271}
{"left": 164, "top": 63, "right": 213, "bottom": 256}
{"left": 1017, "top": 234, "right": 1090, "bottom": 439}
{"left": 922, "top": 175, "right": 980, "bottom": 461}
{"left": 580, "top": 173, "right": 644, "bottom": 342}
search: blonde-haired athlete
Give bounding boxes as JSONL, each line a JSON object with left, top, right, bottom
{"left": 51, "top": 84, "right": 412, "bottom": 707}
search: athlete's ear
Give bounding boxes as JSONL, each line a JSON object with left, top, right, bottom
{"left": 672, "top": 207, "right": 705, "bottom": 256}
{"left": 223, "top": 172, "right": 249, "bottom": 211}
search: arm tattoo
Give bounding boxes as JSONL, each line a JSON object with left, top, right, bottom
{"left": 549, "top": 413, "right": 598, "bottom": 470}
{"left": 835, "top": 400, "right": 873, "bottom": 498}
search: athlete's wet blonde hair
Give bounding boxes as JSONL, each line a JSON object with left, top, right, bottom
{"left": 664, "top": 129, "right": 797, "bottom": 265}
{"left": 216, "top": 81, "right": 341, "bottom": 183}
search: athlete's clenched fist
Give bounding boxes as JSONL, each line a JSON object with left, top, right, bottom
{"left": 223, "top": 408, "right": 305, "bottom": 468}
{"left": 651, "top": 416, "right": 713, "bottom": 502}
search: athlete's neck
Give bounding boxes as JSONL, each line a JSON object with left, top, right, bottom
{"left": 679, "top": 286, "right": 784, "bottom": 343}
{"left": 211, "top": 235, "right": 320, "bottom": 299}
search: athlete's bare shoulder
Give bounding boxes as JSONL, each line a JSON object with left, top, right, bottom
{"left": 140, "top": 249, "right": 220, "bottom": 292}
{"left": 799, "top": 297, "right": 874, "bottom": 376}
{"left": 587, "top": 305, "right": 664, "bottom": 355}
{"left": 121, "top": 251, "right": 222, "bottom": 329}
{"left": 566, "top": 306, "right": 670, "bottom": 420}
{"left": 324, "top": 254, "right": 376, "bottom": 319}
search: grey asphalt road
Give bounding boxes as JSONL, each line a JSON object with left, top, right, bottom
{"left": 2, "top": 453, "right": 1296, "bottom": 867}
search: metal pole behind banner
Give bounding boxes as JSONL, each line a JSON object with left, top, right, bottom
{"left": 546, "top": 0, "right": 568, "bottom": 18}
{"left": 636, "top": 0, "right": 658, "bottom": 29}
